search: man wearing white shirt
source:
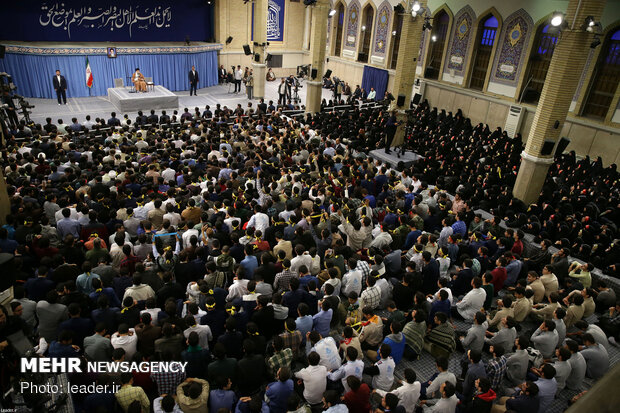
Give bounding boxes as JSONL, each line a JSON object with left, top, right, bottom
{"left": 234, "top": 65, "right": 243, "bottom": 93}
{"left": 342, "top": 264, "right": 363, "bottom": 297}
{"left": 161, "top": 165, "right": 176, "bottom": 183}
{"left": 454, "top": 277, "right": 486, "bottom": 321}
{"left": 247, "top": 205, "right": 269, "bottom": 234}
{"left": 376, "top": 368, "right": 421, "bottom": 413}
{"left": 306, "top": 332, "right": 341, "bottom": 371}
{"left": 295, "top": 351, "right": 327, "bottom": 405}
{"left": 327, "top": 347, "right": 364, "bottom": 393}
{"left": 182, "top": 224, "right": 200, "bottom": 248}
{"left": 183, "top": 315, "right": 213, "bottom": 349}
{"left": 291, "top": 248, "right": 313, "bottom": 276}
{"left": 367, "top": 88, "right": 376, "bottom": 101}
{"left": 111, "top": 325, "right": 138, "bottom": 359}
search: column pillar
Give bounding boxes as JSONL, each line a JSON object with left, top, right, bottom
{"left": 389, "top": 1, "right": 428, "bottom": 147}
{"left": 306, "top": 0, "right": 330, "bottom": 114}
{"left": 252, "top": 0, "right": 268, "bottom": 100}
{"left": 303, "top": 6, "right": 312, "bottom": 51}
{"left": 513, "top": 0, "right": 606, "bottom": 204}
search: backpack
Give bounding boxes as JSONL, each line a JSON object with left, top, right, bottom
{"left": 214, "top": 254, "right": 234, "bottom": 288}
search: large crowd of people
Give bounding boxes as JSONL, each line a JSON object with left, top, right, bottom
{"left": 0, "top": 97, "right": 618, "bottom": 413}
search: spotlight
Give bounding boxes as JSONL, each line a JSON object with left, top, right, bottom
{"left": 392, "top": 30, "right": 397, "bottom": 36}
{"left": 431, "top": 35, "right": 437, "bottom": 42}
{"left": 361, "top": 25, "right": 366, "bottom": 31}
{"left": 423, "top": 17, "right": 432, "bottom": 31}
{"left": 412, "top": 11, "right": 417, "bottom": 18}
{"left": 583, "top": 16, "right": 601, "bottom": 33}
{"left": 551, "top": 12, "right": 564, "bottom": 27}
{"left": 329, "top": 9, "right": 336, "bottom": 17}
{"left": 412, "top": 1, "right": 421, "bottom": 12}
{"left": 590, "top": 36, "right": 601, "bottom": 49}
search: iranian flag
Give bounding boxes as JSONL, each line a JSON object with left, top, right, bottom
{"left": 86, "top": 57, "right": 93, "bottom": 88}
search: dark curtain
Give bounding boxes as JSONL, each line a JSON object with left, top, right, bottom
{"left": 361, "top": 65, "right": 389, "bottom": 101}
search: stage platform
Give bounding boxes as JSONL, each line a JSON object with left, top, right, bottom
{"left": 369, "top": 148, "right": 423, "bottom": 170}
{"left": 107, "top": 86, "right": 179, "bottom": 112}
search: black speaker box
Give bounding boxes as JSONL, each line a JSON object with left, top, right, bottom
{"left": 324, "top": 69, "right": 332, "bottom": 78}
{"left": 243, "top": 44, "right": 252, "bottom": 55}
{"left": 397, "top": 94, "right": 406, "bottom": 107}
{"left": 555, "top": 137, "right": 571, "bottom": 157}
{"left": 311, "top": 68, "right": 318, "bottom": 79}
{"left": 540, "top": 140, "right": 556, "bottom": 156}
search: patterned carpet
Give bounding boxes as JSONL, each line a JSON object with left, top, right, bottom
{"left": 384, "top": 313, "right": 619, "bottom": 413}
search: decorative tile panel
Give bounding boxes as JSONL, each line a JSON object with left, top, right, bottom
{"left": 344, "top": 0, "right": 361, "bottom": 50}
{"left": 445, "top": 5, "right": 475, "bottom": 74}
{"left": 373, "top": 1, "right": 392, "bottom": 56}
{"left": 490, "top": 8, "right": 533, "bottom": 85}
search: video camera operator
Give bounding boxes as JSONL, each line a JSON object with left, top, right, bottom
{"left": 286, "top": 74, "right": 296, "bottom": 98}
{"left": 1, "top": 89, "right": 19, "bottom": 128}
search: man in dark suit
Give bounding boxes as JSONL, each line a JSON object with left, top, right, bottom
{"left": 188, "top": 65, "right": 199, "bottom": 96}
{"left": 135, "top": 111, "right": 147, "bottom": 126}
{"left": 159, "top": 110, "right": 170, "bottom": 124}
{"left": 52, "top": 69, "right": 67, "bottom": 105}
{"left": 147, "top": 110, "right": 159, "bottom": 124}
{"left": 218, "top": 65, "right": 227, "bottom": 84}
{"left": 107, "top": 112, "right": 121, "bottom": 127}
{"left": 257, "top": 98, "right": 267, "bottom": 114}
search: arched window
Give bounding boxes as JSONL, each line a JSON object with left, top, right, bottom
{"left": 389, "top": 11, "right": 404, "bottom": 69}
{"left": 469, "top": 15, "right": 498, "bottom": 90}
{"left": 582, "top": 29, "right": 620, "bottom": 119}
{"left": 334, "top": 4, "right": 345, "bottom": 57}
{"left": 520, "top": 23, "right": 558, "bottom": 103}
{"left": 425, "top": 11, "right": 450, "bottom": 80}
{"left": 358, "top": 5, "right": 375, "bottom": 63}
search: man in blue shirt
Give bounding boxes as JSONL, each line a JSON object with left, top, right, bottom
{"left": 451, "top": 213, "right": 467, "bottom": 236}
{"left": 265, "top": 367, "right": 294, "bottom": 413}
{"left": 313, "top": 300, "right": 333, "bottom": 337}
{"left": 25, "top": 265, "right": 55, "bottom": 302}
{"left": 505, "top": 253, "right": 523, "bottom": 287}
{"left": 240, "top": 245, "right": 258, "bottom": 280}
{"left": 56, "top": 208, "right": 81, "bottom": 239}
{"left": 296, "top": 303, "right": 313, "bottom": 343}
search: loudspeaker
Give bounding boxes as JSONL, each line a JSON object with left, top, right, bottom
{"left": 412, "top": 93, "right": 422, "bottom": 105}
{"left": 265, "top": 53, "right": 273, "bottom": 62}
{"left": 555, "top": 137, "right": 571, "bottom": 157}
{"left": 243, "top": 44, "right": 252, "bottom": 55}
{"left": 0, "top": 45, "right": 5, "bottom": 59}
{"left": 424, "top": 66, "right": 437, "bottom": 79}
{"left": 540, "top": 140, "right": 556, "bottom": 156}
{"left": 397, "top": 94, "right": 406, "bottom": 107}
{"left": 226, "top": 36, "right": 233, "bottom": 44}
{"left": 324, "top": 69, "right": 332, "bottom": 78}
{"left": 254, "top": 53, "right": 260, "bottom": 62}
{"left": 311, "top": 68, "right": 318, "bottom": 79}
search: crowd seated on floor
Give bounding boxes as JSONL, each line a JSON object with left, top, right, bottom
{"left": 0, "top": 98, "right": 618, "bottom": 413}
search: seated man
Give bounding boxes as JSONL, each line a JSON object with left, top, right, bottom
{"left": 132, "top": 68, "right": 147, "bottom": 92}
